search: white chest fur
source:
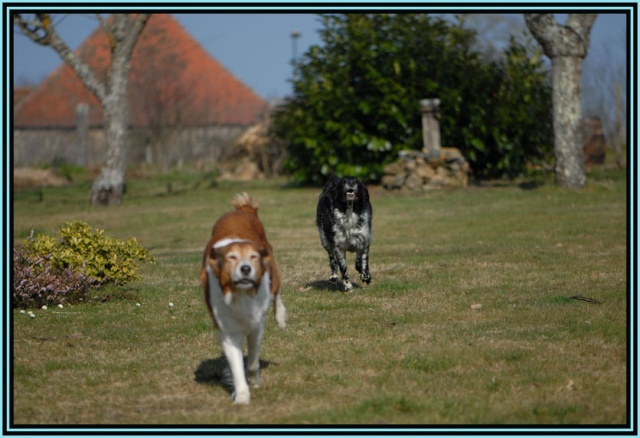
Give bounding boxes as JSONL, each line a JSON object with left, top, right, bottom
{"left": 332, "top": 208, "right": 370, "bottom": 251}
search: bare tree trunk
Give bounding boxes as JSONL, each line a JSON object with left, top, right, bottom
{"left": 75, "top": 103, "right": 88, "bottom": 166}
{"left": 90, "top": 93, "right": 130, "bottom": 205}
{"left": 551, "top": 55, "right": 586, "bottom": 188}
{"left": 525, "top": 13, "right": 597, "bottom": 189}
{"left": 88, "top": 14, "right": 150, "bottom": 205}
{"left": 14, "top": 13, "right": 150, "bottom": 205}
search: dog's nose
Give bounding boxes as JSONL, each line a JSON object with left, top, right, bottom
{"left": 240, "top": 264, "right": 252, "bottom": 276}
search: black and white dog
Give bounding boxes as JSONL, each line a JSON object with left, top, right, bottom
{"left": 316, "top": 176, "right": 372, "bottom": 292}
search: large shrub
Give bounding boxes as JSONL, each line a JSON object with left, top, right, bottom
{"left": 271, "top": 14, "right": 553, "bottom": 185}
{"left": 13, "top": 221, "right": 155, "bottom": 308}
{"left": 462, "top": 36, "right": 553, "bottom": 178}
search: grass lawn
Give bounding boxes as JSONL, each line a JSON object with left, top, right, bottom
{"left": 11, "top": 169, "right": 628, "bottom": 426}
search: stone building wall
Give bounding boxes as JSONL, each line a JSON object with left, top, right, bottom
{"left": 12, "top": 125, "right": 248, "bottom": 169}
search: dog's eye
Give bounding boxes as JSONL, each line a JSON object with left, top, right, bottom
{"left": 250, "top": 253, "right": 260, "bottom": 261}
{"left": 227, "top": 254, "right": 238, "bottom": 261}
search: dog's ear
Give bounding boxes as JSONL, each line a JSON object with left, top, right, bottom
{"left": 257, "top": 246, "right": 271, "bottom": 271}
{"left": 331, "top": 178, "right": 344, "bottom": 203}
{"left": 359, "top": 181, "right": 370, "bottom": 204}
{"left": 208, "top": 246, "right": 224, "bottom": 277}
{"left": 259, "top": 246, "right": 270, "bottom": 262}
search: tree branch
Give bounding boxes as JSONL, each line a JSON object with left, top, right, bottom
{"left": 565, "top": 14, "right": 598, "bottom": 56}
{"left": 14, "top": 14, "right": 53, "bottom": 45}
{"left": 525, "top": 13, "right": 598, "bottom": 58}
{"left": 14, "top": 13, "right": 107, "bottom": 102}
{"left": 118, "top": 14, "right": 151, "bottom": 58}
{"left": 566, "top": 13, "right": 597, "bottom": 37}
{"left": 524, "top": 14, "right": 561, "bottom": 57}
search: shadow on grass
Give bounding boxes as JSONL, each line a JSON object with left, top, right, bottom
{"left": 473, "top": 179, "right": 546, "bottom": 190}
{"left": 304, "top": 279, "right": 362, "bottom": 292}
{"left": 518, "top": 180, "right": 546, "bottom": 190}
{"left": 194, "top": 355, "right": 272, "bottom": 395}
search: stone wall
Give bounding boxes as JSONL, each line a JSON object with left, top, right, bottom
{"left": 382, "top": 148, "right": 469, "bottom": 191}
{"left": 383, "top": 98, "right": 469, "bottom": 191}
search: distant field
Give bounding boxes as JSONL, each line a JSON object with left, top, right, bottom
{"left": 11, "top": 169, "right": 628, "bottom": 426}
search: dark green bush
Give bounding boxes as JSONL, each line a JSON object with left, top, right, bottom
{"left": 271, "top": 14, "right": 553, "bottom": 185}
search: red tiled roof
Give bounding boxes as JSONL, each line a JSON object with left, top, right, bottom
{"left": 14, "top": 14, "right": 267, "bottom": 128}
{"left": 13, "top": 87, "right": 33, "bottom": 109}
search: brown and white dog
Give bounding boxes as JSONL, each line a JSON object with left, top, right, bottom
{"left": 200, "top": 193, "right": 287, "bottom": 404}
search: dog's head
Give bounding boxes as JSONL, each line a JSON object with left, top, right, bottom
{"left": 335, "top": 177, "right": 368, "bottom": 209}
{"left": 207, "top": 240, "right": 269, "bottom": 299}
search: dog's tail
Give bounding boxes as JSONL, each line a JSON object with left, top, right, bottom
{"left": 231, "top": 192, "right": 259, "bottom": 214}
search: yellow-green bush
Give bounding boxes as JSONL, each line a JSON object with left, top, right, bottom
{"left": 25, "top": 221, "right": 155, "bottom": 285}
{"left": 16, "top": 220, "right": 155, "bottom": 306}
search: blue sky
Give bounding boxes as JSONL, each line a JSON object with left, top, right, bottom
{"left": 12, "top": 11, "right": 628, "bottom": 101}
{"left": 12, "top": 13, "right": 324, "bottom": 100}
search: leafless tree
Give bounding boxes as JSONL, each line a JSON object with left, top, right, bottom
{"left": 581, "top": 30, "right": 627, "bottom": 168}
{"left": 14, "top": 13, "right": 151, "bottom": 205}
{"left": 525, "top": 13, "right": 597, "bottom": 189}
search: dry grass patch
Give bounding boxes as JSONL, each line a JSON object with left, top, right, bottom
{"left": 11, "top": 171, "right": 628, "bottom": 426}
{"left": 13, "top": 167, "right": 69, "bottom": 190}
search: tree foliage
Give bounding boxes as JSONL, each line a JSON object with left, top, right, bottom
{"left": 271, "top": 14, "right": 553, "bottom": 185}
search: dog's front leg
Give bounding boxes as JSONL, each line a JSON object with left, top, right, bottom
{"left": 246, "top": 324, "right": 265, "bottom": 389}
{"left": 327, "top": 251, "right": 340, "bottom": 284}
{"left": 356, "top": 246, "right": 372, "bottom": 284}
{"left": 221, "top": 333, "right": 251, "bottom": 404}
{"left": 332, "top": 248, "right": 352, "bottom": 292}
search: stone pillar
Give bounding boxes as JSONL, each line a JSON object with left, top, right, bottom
{"left": 76, "top": 103, "right": 89, "bottom": 167}
{"left": 420, "top": 98, "right": 441, "bottom": 160}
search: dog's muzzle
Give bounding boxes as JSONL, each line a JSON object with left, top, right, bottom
{"left": 233, "top": 262, "right": 257, "bottom": 288}
{"left": 345, "top": 189, "right": 357, "bottom": 202}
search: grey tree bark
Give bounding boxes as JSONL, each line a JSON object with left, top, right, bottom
{"left": 524, "top": 13, "right": 597, "bottom": 189}
{"left": 14, "top": 13, "right": 151, "bottom": 205}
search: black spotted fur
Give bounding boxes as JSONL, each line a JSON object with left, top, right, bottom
{"left": 316, "top": 176, "right": 372, "bottom": 292}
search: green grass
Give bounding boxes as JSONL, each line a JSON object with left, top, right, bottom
{"left": 11, "top": 169, "right": 628, "bottom": 425}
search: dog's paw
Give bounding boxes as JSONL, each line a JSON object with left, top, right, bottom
{"left": 328, "top": 273, "right": 339, "bottom": 284}
{"left": 232, "top": 389, "right": 251, "bottom": 405}
{"left": 360, "top": 273, "right": 371, "bottom": 284}
{"left": 343, "top": 280, "right": 353, "bottom": 292}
